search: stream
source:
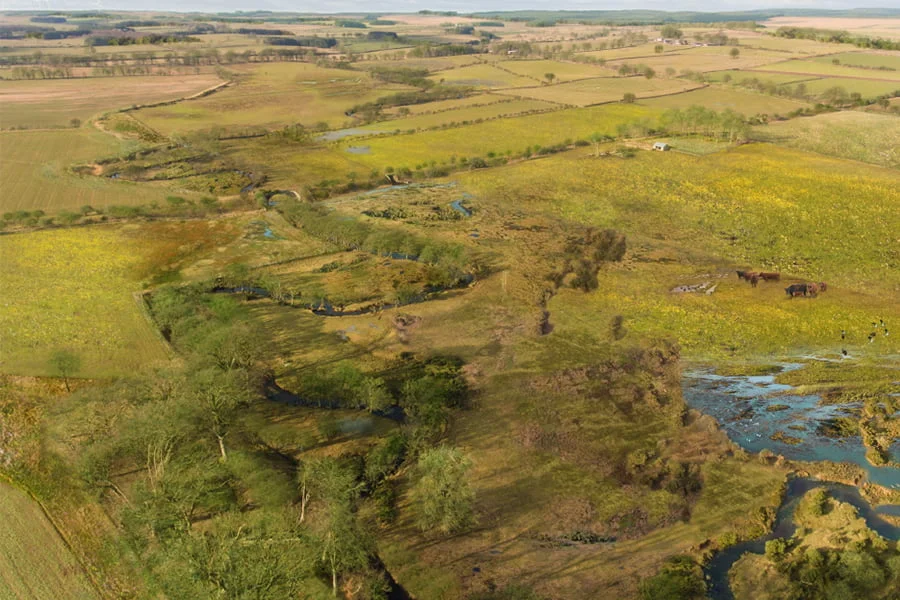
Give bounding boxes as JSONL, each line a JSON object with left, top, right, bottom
{"left": 683, "top": 366, "right": 900, "bottom": 599}
{"left": 703, "top": 478, "right": 900, "bottom": 600}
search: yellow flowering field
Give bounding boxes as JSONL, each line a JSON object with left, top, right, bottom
{"left": 0, "top": 227, "right": 170, "bottom": 376}
{"left": 457, "top": 143, "right": 900, "bottom": 360}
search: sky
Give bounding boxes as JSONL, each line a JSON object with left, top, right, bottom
{"left": 3, "top": 0, "right": 900, "bottom": 13}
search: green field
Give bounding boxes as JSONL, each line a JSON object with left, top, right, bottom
{"left": 0, "top": 74, "right": 222, "bottom": 129}
{"left": 608, "top": 47, "right": 791, "bottom": 74}
{"left": 753, "top": 111, "right": 900, "bottom": 168}
{"left": 428, "top": 62, "right": 540, "bottom": 88}
{"left": 707, "top": 70, "right": 818, "bottom": 85}
{"left": 641, "top": 86, "right": 810, "bottom": 115}
{"left": 359, "top": 97, "right": 557, "bottom": 131}
{"left": 0, "top": 483, "right": 97, "bottom": 600}
{"left": 138, "top": 62, "right": 411, "bottom": 135}
{"left": 381, "top": 93, "right": 507, "bottom": 116}
{"left": 502, "top": 76, "right": 702, "bottom": 106}
{"left": 456, "top": 143, "right": 900, "bottom": 359}
{"left": 582, "top": 42, "right": 687, "bottom": 61}
{"left": 753, "top": 58, "right": 900, "bottom": 81}
{"left": 0, "top": 129, "right": 180, "bottom": 213}
{"left": 0, "top": 226, "right": 171, "bottom": 376}
{"left": 336, "top": 103, "right": 658, "bottom": 169}
{"left": 787, "top": 76, "right": 900, "bottom": 99}
{"left": 498, "top": 58, "right": 609, "bottom": 82}
{"left": 808, "top": 51, "right": 900, "bottom": 70}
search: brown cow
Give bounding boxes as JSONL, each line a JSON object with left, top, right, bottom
{"left": 818, "top": 282, "right": 828, "bottom": 292}
{"left": 805, "top": 283, "right": 820, "bottom": 297}
{"left": 736, "top": 270, "right": 759, "bottom": 281}
{"left": 758, "top": 272, "right": 781, "bottom": 281}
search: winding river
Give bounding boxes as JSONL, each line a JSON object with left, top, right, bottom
{"left": 682, "top": 366, "right": 900, "bottom": 599}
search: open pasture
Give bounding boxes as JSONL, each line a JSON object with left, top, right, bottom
{"left": 789, "top": 76, "right": 900, "bottom": 99}
{"left": 357, "top": 53, "right": 483, "bottom": 72}
{"left": 359, "top": 97, "right": 557, "bottom": 131}
{"left": 641, "top": 86, "right": 809, "bottom": 115}
{"left": 337, "top": 104, "right": 658, "bottom": 169}
{"left": 428, "top": 62, "right": 540, "bottom": 89}
{"left": 456, "top": 143, "right": 900, "bottom": 359}
{"left": 753, "top": 111, "right": 900, "bottom": 169}
{"left": 0, "top": 73, "right": 222, "bottom": 129}
{"left": 730, "top": 33, "right": 849, "bottom": 55}
{"left": 137, "top": 62, "right": 410, "bottom": 135}
{"left": 607, "top": 47, "right": 790, "bottom": 74}
{"left": 0, "top": 483, "right": 97, "bottom": 600}
{"left": 0, "top": 129, "right": 177, "bottom": 213}
{"left": 581, "top": 42, "right": 685, "bottom": 62}
{"left": 224, "top": 140, "right": 374, "bottom": 189}
{"left": 762, "top": 17, "right": 900, "bottom": 41}
{"left": 751, "top": 58, "right": 900, "bottom": 81}
{"left": 502, "top": 76, "right": 702, "bottom": 106}
{"left": 0, "top": 226, "right": 173, "bottom": 376}
{"left": 498, "top": 59, "right": 610, "bottom": 82}
{"left": 807, "top": 51, "right": 900, "bottom": 71}
{"left": 381, "top": 93, "right": 508, "bottom": 116}
{"left": 706, "top": 70, "right": 819, "bottom": 85}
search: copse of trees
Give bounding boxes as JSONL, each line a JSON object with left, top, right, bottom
{"left": 660, "top": 105, "right": 750, "bottom": 142}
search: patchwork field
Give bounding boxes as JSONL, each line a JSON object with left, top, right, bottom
{"left": 0, "top": 483, "right": 97, "bottom": 600}
{"left": 498, "top": 59, "right": 609, "bottom": 82}
{"left": 753, "top": 111, "right": 900, "bottom": 168}
{"left": 0, "top": 74, "right": 222, "bottom": 129}
{"left": 456, "top": 143, "right": 900, "bottom": 359}
{"left": 502, "top": 76, "right": 702, "bottom": 106}
{"left": 608, "top": 47, "right": 791, "bottom": 74}
{"left": 359, "top": 97, "right": 557, "bottom": 131}
{"left": 0, "top": 129, "right": 178, "bottom": 213}
{"left": 807, "top": 51, "right": 900, "bottom": 70}
{"left": 428, "top": 62, "right": 540, "bottom": 88}
{"left": 336, "top": 104, "right": 658, "bottom": 169}
{"left": 0, "top": 226, "right": 173, "bottom": 376}
{"left": 762, "top": 16, "right": 900, "bottom": 40}
{"left": 381, "top": 93, "right": 508, "bottom": 116}
{"left": 751, "top": 58, "right": 900, "bottom": 81}
{"left": 788, "top": 76, "right": 900, "bottom": 99}
{"left": 137, "top": 62, "right": 412, "bottom": 135}
{"left": 641, "top": 86, "right": 810, "bottom": 115}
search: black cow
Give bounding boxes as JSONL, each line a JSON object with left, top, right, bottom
{"left": 785, "top": 283, "right": 807, "bottom": 297}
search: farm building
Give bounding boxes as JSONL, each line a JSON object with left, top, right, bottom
{"left": 653, "top": 142, "right": 670, "bottom": 151}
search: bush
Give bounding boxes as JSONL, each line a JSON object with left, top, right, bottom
{"left": 639, "top": 555, "right": 706, "bottom": 600}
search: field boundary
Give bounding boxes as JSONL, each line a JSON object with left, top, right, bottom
{"left": 0, "top": 472, "right": 104, "bottom": 599}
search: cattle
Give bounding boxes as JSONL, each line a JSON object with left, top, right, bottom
{"left": 758, "top": 272, "right": 781, "bottom": 281}
{"left": 817, "top": 282, "right": 827, "bottom": 292}
{"left": 805, "top": 283, "right": 820, "bottom": 297}
{"left": 785, "top": 283, "right": 807, "bottom": 297}
{"left": 736, "top": 270, "right": 759, "bottom": 281}
{"left": 749, "top": 275, "right": 759, "bottom": 287}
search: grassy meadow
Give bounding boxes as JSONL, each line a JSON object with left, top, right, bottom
{"left": 137, "top": 62, "right": 411, "bottom": 135}
{"left": 0, "top": 74, "right": 222, "bottom": 129}
{"left": 641, "top": 86, "right": 810, "bottom": 115}
{"left": 1, "top": 10, "right": 899, "bottom": 600}
{"left": 0, "top": 129, "right": 178, "bottom": 213}
{"left": 335, "top": 103, "right": 658, "bottom": 169}
{"left": 456, "top": 143, "right": 900, "bottom": 360}
{"left": 0, "top": 483, "right": 97, "bottom": 600}
{"left": 753, "top": 111, "right": 900, "bottom": 168}
{"left": 428, "top": 62, "right": 541, "bottom": 88}
{"left": 0, "top": 227, "right": 172, "bottom": 376}
{"left": 358, "top": 97, "right": 557, "bottom": 132}
{"left": 502, "top": 76, "right": 702, "bottom": 106}
{"left": 752, "top": 58, "right": 900, "bottom": 81}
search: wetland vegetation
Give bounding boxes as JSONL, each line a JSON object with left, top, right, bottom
{"left": 1, "top": 7, "right": 899, "bottom": 600}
